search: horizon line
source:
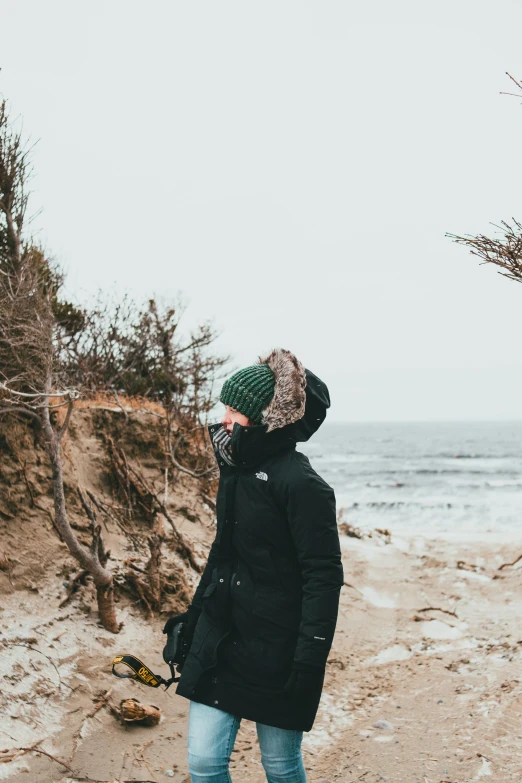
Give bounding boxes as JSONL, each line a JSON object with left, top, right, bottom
{"left": 323, "top": 418, "right": 522, "bottom": 425}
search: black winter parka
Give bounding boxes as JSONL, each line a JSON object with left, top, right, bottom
{"left": 176, "top": 368, "right": 344, "bottom": 732}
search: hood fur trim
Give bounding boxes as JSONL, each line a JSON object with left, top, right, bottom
{"left": 257, "top": 348, "right": 307, "bottom": 433}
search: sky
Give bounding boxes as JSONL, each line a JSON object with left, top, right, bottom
{"left": 1, "top": 0, "right": 522, "bottom": 422}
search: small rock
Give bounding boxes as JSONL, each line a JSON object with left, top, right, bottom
{"left": 373, "top": 719, "right": 393, "bottom": 730}
{"left": 165, "top": 771, "right": 175, "bottom": 778}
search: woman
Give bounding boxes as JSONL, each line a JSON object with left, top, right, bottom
{"left": 164, "top": 348, "right": 344, "bottom": 783}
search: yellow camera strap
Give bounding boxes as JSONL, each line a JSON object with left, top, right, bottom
{"left": 112, "top": 654, "right": 174, "bottom": 689}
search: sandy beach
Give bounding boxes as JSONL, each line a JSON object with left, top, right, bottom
{"left": 2, "top": 524, "right": 522, "bottom": 783}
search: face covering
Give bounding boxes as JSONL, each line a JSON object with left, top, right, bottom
{"left": 211, "top": 424, "right": 235, "bottom": 466}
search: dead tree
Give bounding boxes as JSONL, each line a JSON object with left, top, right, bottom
{"left": 0, "top": 99, "right": 119, "bottom": 632}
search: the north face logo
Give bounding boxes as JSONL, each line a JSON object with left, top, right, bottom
{"left": 255, "top": 471, "right": 268, "bottom": 481}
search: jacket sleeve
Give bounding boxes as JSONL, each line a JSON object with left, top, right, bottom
{"left": 285, "top": 465, "right": 344, "bottom": 669}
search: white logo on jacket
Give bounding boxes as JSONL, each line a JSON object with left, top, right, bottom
{"left": 255, "top": 471, "right": 268, "bottom": 481}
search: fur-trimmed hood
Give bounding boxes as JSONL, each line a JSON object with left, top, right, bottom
{"left": 256, "top": 348, "right": 330, "bottom": 442}
{"left": 257, "top": 348, "right": 307, "bottom": 433}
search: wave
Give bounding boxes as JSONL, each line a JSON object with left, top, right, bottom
{"left": 325, "top": 467, "right": 521, "bottom": 477}
{"left": 307, "top": 424, "right": 522, "bottom": 532}
{"left": 412, "top": 468, "right": 519, "bottom": 476}
{"left": 343, "top": 500, "right": 474, "bottom": 510}
{"left": 365, "top": 478, "right": 522, "bottom": 490}
{"left": 485, "top": 479, "right": 522, "bottom": 488}
{"left": 430, "top": 453, "right": 510, "bottom": 460}
{"left": 320, "top": 452, "right": 521, "bottom": 462}
{"left": 366, "top": 482, "right": 406, "bottom": 488}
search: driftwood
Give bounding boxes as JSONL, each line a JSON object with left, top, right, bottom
{"left": 456, "top": 560, "right": 480, "bottom": 572}
{"left": 338, "top": 521, "right": 363, "bottom": 539}
{"left": 337, "top": 508, "right": 391, "bottom": 544}
{"left": 499, "top": 552, "right": 522, "bottom": 570}
{"left": 412, "top": 614, "right": 456, "bottom": 626}
{"left": 327, "top": 657, "right": 347, "bottom": 670}
{"left": 416, "top": 606, "right": 458, "bottom": 618}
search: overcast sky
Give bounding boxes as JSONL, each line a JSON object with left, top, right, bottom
{"left": 1, "top": 0, "right": 522, "bottom": 421}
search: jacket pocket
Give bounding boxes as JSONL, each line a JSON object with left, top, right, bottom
{"left": 203, "top": 582, "right": 217, "bottom": 599}
{"left": 190, "top": 613, "right": 213, "bottom": 658}
{"left": 202, "top": 566, "right": 218, "bottom": 600}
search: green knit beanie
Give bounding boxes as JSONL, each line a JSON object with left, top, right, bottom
{"left": 219, "top": 364, "right": 276, "bottom": 425}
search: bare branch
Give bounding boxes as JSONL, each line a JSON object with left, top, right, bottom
{"left": 0, "top": 380, "right": 80, "bottom": 400}
{"left": 502, "top": 71, "right": 522, "bottom": 94}
{"left": 447, "top": 219, "right": 522, "bottom": 284}
{"left": 169, "top": 452, "right": 216, "bottom": 479}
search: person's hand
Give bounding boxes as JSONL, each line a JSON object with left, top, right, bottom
{"left": 283, "top": 661, "right": 324, "bottom": 697}
{"left": 163, "top": 610, "right": 199, "bottom": 672}
{"left": 163, "top": 611, "right": 189, "bottom": 636}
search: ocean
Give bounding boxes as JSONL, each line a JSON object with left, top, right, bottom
{"left": 300, "top": 421, "right": 522, "bottom": 536}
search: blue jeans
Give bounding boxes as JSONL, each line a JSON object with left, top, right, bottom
{"left": 188, "top": 701, "right": 307, "bottom": 783}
